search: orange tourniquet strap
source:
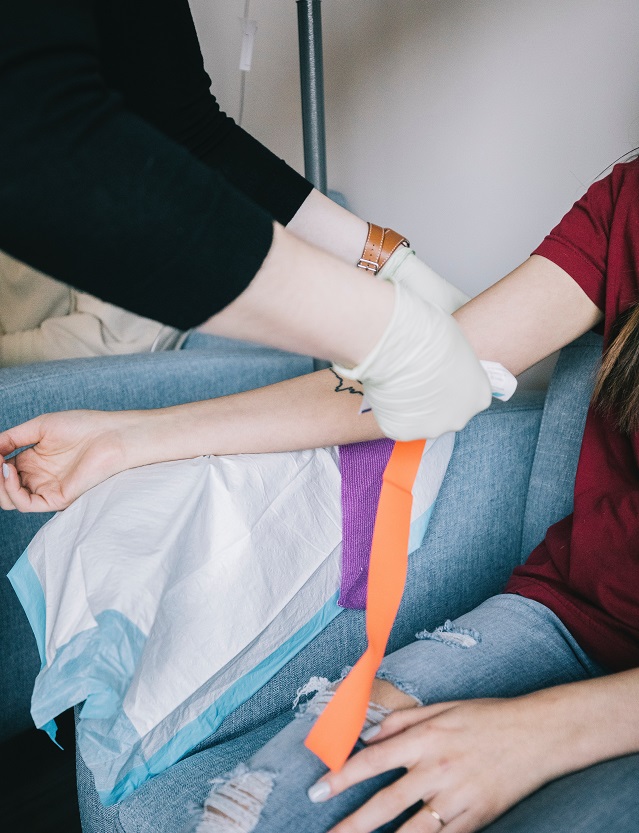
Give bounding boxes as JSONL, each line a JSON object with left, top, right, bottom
{"left": 304, "top": 438, "right": 427, "bottom": 771}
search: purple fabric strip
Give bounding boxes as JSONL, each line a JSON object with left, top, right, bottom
{"left": 338, "top": 438, "right": 395, "bottom": 609}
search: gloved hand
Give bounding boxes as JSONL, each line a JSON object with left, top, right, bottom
{"left": 377, "top": 245, "right": 470, "bottom": 313}
{"left": 332, "top": 282, "right": 492, "bottom": 442}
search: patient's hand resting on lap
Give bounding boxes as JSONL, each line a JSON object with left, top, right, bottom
{"left": 311, "top": 681, "right": 609, "bottom": 833}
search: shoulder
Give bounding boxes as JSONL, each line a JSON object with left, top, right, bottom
{"left": 586, "top": 157, "right": 639, "bottom": 208}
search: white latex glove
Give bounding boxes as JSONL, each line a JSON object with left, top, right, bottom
{"left": 332, "top": 282, "right": 492, "bottom": 441}
{"left": 377, "top": 246, "right": 470, "bottom": 313}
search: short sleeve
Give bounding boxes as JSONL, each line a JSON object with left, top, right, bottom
{"left": 532, "top": 170, "right": 618, "bottom": 310}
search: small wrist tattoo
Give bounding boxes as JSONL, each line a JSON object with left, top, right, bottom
{"left": 329, "top": 367, "right": 363, "bottom": 396}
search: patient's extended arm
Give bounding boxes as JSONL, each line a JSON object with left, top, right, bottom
{"left": 0, "top": 254, "right": 601, "bottom": 513}
{"left": 0, "top": 367, "right": 379, "bottom": 513}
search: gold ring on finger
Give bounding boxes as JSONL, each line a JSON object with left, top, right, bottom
{"left": 423, "top": 802, "right": 445, "bottom": 828}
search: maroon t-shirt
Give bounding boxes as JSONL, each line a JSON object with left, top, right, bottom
{"left": 505, "top": 160, "right": 639, "bottom": 672}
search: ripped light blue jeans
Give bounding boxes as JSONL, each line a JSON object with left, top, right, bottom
{"left": 177, "top": 593, "right": 639, "bottom": 833}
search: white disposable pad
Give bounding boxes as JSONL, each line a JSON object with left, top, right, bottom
{"left": 9, "top": 436, "right": 454, "bottom": 805}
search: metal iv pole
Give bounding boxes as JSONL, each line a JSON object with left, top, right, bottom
{"left": 296, "top": 0, "right": 328, "bottom": 195}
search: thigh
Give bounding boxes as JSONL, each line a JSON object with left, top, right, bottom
{"left": 249, "top": 747, "right": 639, "bottom": 833}
{"left": 175, "top": 724, "right": 639, "bottom": 833}
{"left": 179, "top": 710, "right": 408, "bottom": 833}
{"left": 176, "top": 595, "right": 604, "bottom": 833}
{"left": 377, "top": 594, "right": 603, "bottom": 705}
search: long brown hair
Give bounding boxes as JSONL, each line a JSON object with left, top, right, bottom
{"left": 592, "top": 301, "right": 639, "bottom": 433}
{"left": 588, "top": 148, "right": 639, "bottom": 433}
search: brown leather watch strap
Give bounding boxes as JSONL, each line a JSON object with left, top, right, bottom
{"left": 357, "top": 223, "right": 410, "bottom": 274}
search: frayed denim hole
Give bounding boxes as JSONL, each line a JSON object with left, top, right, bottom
{"left": 374, "top": 672, "right": 424, "bottom": 706}
{"left": 292, "top": 669, "right": 352, "bottom": 719}
{"left": 291, "top": 673, "right": 397, "bottom": 737}
{"left": 189, "top": 763, "right": 276, "bottom": 833}
{"left": 363, "top": 701, "right": 392, "bottom": 730}
{"left": 415, "top": 620, "right": 481, "bottom": 648}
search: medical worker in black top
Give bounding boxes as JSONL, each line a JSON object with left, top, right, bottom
{"left": 0, "top": 0, "right": 493, "bottom": 442}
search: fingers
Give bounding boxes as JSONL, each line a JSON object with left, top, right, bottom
{"left": 0, "top": 455, "right": 55, "bottom": 513}
{"left": 316, "top": 731, "right": 422, "bottom": 804}
{"left": 0, "top": 458, "right": 17, "bottom": 510}
{"left": 313, "top": 703, "right": 472, "bottom": 833}
{"left": 0, "top": 418, "right": 42, "bottom": 511}
{"left": 327, "top": 776, "right": 477, "bottom": 833}
{"left": 328, "top": 773, "right": 473, "bottom": 833}
{"left": 398, "top": 805, "right": 476, "bottom": 833}
{"left": 0, "top": 417, "right": 42, "bottom": 458}
{"left": 370, "top": 701, "right": 461, "bottom": 741}
{"left": 329, "top": 772, "right": 431, "bottom": 833}
{"left": 320, "top": 697, "right": 525, "bottom": 833}
{"left": 317, "top": 703, "right": 461, "bottom": 802}
{"left": 0, "top": 432, "right": 19, "bottom": 458}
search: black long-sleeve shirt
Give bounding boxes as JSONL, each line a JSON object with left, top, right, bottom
{"left": 0, "top": 0, "right": 313, "bottom": 330}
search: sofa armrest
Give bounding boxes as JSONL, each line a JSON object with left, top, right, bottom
{"left": 0, "top": 344, "right": 313, "bottom": 430}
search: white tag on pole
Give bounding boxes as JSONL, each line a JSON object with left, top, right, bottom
{"left": 240, "top": 19, "right": 258, "bottom": 71}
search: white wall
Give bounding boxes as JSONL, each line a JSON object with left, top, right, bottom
{"left": 190, "top": 0, "right": 639, "bottom": 384}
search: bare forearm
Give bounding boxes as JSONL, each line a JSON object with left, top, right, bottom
{"left": 524, "top": 668, "right": 639, "bottom": 782}
{"left": 285, "top": 188, "right": 369, "bottom": 264}
{"left": 123, "top": 367, "right": 383, "bottom": 469}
